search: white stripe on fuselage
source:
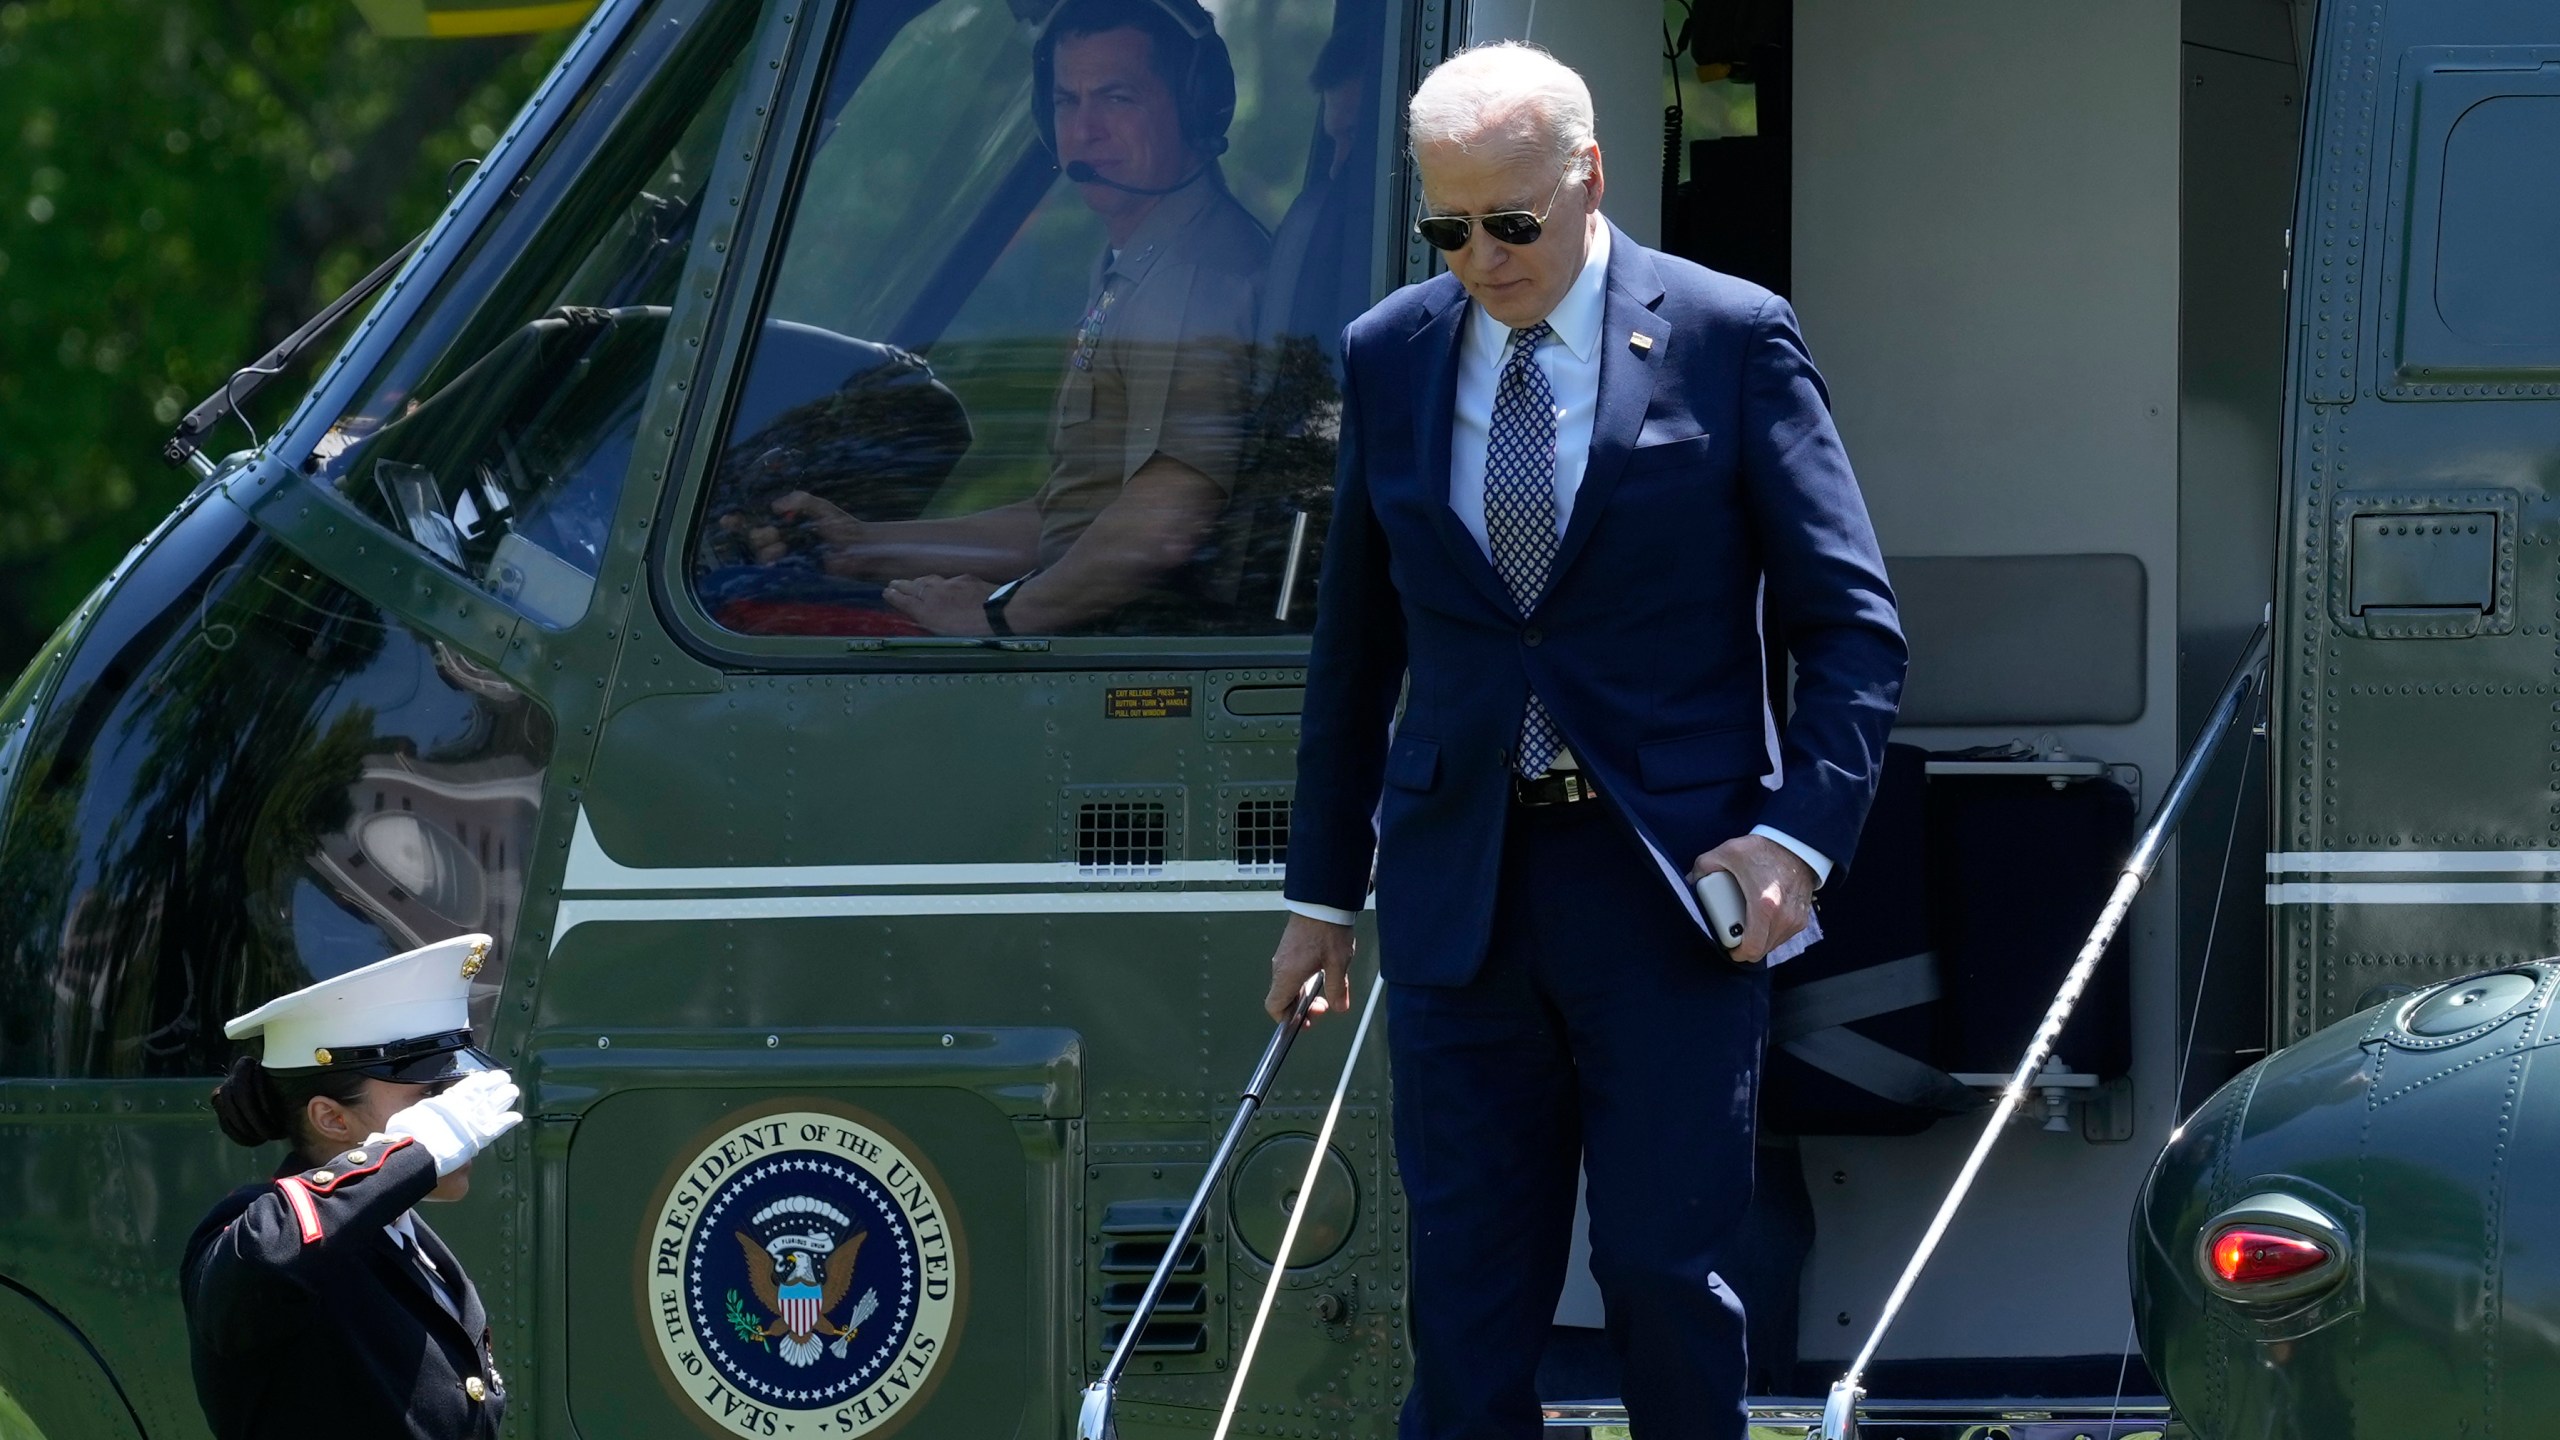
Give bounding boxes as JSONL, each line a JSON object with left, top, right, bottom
{"left": 2264, "top": 851, "right": 2560, "bottom": 904}
{"left": 2267, "top": 850, "right": 2560, "bottom": 874}
{"left": 2266, "top": 882, "right": 2560, "bottom": 905}
{"left": 551, "top": 889, "right": 1298, "bottom": 944}
{"left": 550, "top": 809, "right": 1314, "bottom": 948}
{"left": 565, "top": 811, "right": 1280, "bottom": 890}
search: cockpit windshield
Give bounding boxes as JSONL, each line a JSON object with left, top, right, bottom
{"left": 686, "top": 0, "right": 1402, "bottom": 641}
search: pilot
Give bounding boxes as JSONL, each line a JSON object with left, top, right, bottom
{"left": 747, "top": 0, "right": 1269, "bottom": 634}
{"left": 180, "top": 934, "right": 524, "bottom": 1440}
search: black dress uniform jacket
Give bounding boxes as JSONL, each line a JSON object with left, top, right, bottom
{"left": 180, "top": 1135, "right": 508, "bottom": 1440}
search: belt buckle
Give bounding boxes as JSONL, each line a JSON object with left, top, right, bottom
{"left": 1514, "top": 770, "right": 1596, "bottom": 807}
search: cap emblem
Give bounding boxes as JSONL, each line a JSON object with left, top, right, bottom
{"left": 460, "top": 942, "right": 488, "bottom": 980}
{"left": 314, "top": 1048, "right": 333, "bottom": 1067}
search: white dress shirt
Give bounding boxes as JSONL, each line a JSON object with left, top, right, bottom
{"left": 387, "top": 1209, "right": 470, "bottom": 1325}
{"left": 1447, "top": 223, "right": 1612, "bottom": 556}
{"left": 1285, "top": 222, "right": 1831, "bottom": 930}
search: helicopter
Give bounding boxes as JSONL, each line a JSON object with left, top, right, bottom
{"left": 6, "top": 0, "right": 2515, "bottom": 1436}
{"left": 2124, "top": 0, "right": 2560, "bottom": 1432}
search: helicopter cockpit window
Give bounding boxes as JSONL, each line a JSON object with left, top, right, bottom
{"left": 685, "top": 0, "right": 1398, "bottom": 641}
{"left": 298, "top": 0, "right": 760, "bottom": 629}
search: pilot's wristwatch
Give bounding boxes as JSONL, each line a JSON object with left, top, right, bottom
{"left": 983, "top": 575, "right": 1028, "bottom": 636}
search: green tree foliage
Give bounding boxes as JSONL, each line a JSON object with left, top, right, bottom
{"left": 0, "top": 0, "right": 565, "bottom": 676}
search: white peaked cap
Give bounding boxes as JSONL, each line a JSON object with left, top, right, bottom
{"left": 225, "top": 933, "right": 492, "bottom": 1072}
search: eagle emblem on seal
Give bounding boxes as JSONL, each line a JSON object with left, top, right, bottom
{"left": 730, "top": 1197, "right": 881, "bottom": 1367}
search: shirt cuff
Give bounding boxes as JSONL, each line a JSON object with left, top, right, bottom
{"left": 1282, "top": 898, "right": 1361, "bottom": 926}
{"left": 1750, "top": 825, "right": 1833, "bottom": 888}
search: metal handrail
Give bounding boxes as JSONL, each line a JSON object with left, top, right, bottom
{"left": 1820, "top": 618, "right": 2273, "bottom": 1440}
{"left": 1212, "top": 976, "right": 1383, "bottom": 1439}
{"left": 1076, "top": 974, "right": 1320, "bottom": 1440}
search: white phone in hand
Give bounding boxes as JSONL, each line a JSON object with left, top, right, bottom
{"left": 1694, "top": 870, "right": 1749, "bottom": 950}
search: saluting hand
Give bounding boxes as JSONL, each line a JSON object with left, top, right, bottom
{"left": 383, "top": 1070, "right": 524, "bottom": 1177}
{"left": 1266, "top": 912, "right": 1355, "bottom": 1026}
{"left": 1689, "top": 835, "right": 1816, "bottom": 964}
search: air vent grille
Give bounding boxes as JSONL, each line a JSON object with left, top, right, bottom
{"left": 1095, "top": 1199, "right": 1208, "bottom": 1354}
{"left": 1234, "top": 799, "right": 1290, "bottom": 872}
{"left": 1076, "top": 802, "right": 1168, "bottom": 875}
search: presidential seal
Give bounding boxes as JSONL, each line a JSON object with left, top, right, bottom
{"left": 647, "top": 1110, "right": 959, "bottom": 1436}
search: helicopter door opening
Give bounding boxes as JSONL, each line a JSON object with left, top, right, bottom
{"left": 1510, "top": 0, "right": 2301, "bottom": 1408}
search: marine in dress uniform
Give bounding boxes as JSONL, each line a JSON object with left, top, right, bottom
{"left": 181, "top": 935, "right": 525, "bottom": 1440}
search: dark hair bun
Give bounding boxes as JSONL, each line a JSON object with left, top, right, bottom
{"left": 209, "top": 1056, "right": 289, "bottom": 1148}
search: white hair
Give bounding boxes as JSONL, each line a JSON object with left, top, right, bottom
{"left": 1407, "top": 42, "right": 1597, "bottom": 180}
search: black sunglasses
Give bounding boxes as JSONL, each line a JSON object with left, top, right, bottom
{"left": 1414, "top": 168, "right": 1573, "bottom": 252}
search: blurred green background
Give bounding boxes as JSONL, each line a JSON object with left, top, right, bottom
{"left": 0, "top": 0, "right": 566, "bottom": 677}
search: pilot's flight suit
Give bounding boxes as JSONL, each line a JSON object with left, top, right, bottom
{"left": 181, "top": 1135, "right": 507, "bottom": 1440}
{"left": 1036, "top": 171, "right": 1268, "bottom": 602}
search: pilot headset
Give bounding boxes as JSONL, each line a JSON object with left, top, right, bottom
{"left": 1026, "top": 0, "right": 1238, "bottom": 162}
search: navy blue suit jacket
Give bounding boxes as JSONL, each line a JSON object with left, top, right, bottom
{"left": 1285, "top": 225, "right": 1906, "bottom": 987}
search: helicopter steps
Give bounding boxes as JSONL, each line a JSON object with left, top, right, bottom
{"left": 1540, "top": 1398, "right": 2180, "bottom": 1439}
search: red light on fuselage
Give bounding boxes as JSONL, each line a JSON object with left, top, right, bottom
{"left": 2210, "top": 1228, "right": 2330, "bottom": 1285}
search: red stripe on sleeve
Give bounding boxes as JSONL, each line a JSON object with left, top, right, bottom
{"left": 275, "top": 1176, "right": 324, "bottom": 1243}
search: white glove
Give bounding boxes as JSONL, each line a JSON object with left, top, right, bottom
{"left": 383, "top": 1069, "right": 523, "bottom": 1176}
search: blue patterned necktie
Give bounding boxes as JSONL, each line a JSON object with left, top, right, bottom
{"left": 1483, "top": 321, "right": 1564, "bottom": 777}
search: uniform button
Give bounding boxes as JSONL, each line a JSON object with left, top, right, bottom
{"left": 310, "top": 1171, "right": 333, "bottom": 1183}
{"left": 1523, "top": 628, "right": 1544, "bottom": 647}
{"left": 347, "top": 1151, "right": 366, "bottom": 1164}
{"left": 466, "top": 1377, "right": 487, "bottom": 1402}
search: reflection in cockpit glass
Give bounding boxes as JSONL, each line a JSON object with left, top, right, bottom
{"left": 300, "top": 0, "right": 757, "bottom": 631}
{"left": 691, "top": 0, "right": 1400, "bottom": 640}
{"left": 0, "top": 503, "right": 550, "bottom": 1078}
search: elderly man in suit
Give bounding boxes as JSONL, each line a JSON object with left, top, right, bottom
{"left": 1265, "top": 42, "right": 1904, "bottom": 1440}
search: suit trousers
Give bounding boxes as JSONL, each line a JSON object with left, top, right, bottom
{"left": 1388, "top": 796, "right": 1770, "bottom": 1440}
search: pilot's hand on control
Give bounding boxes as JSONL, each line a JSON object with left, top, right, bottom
{"left": 754, "top": 491, "right": 866, "bottom": 569}
{"left": 383, "top": 1070, "right": 524, "bottom": 1176}
{"left": 884, "top": 574, "right": 997, "bottom": 635}
{"left": 1689, "top": 835, "right": 1814, "bottom": 965}
{"left": 1265, "top": 912, "right": 1354, "bottom": 1026}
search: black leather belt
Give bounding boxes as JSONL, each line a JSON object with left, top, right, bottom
{"left": 1513, "top": 769, "right": 1601, "bottom": 807}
